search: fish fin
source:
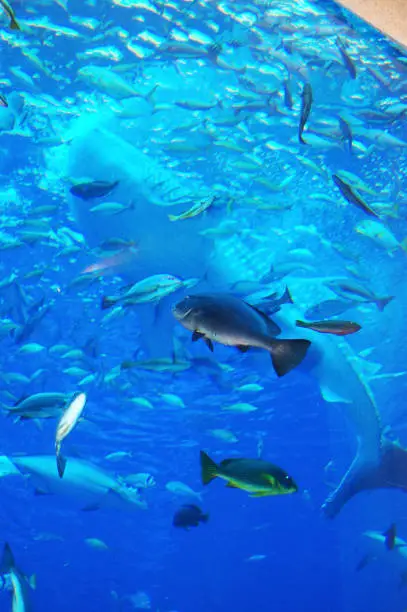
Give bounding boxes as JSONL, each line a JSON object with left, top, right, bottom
{"left": 101, "top": 296, "right": 117, "bottom": 310}
{"left": 33, "top": 419, "right": 43, "bottom": 432}
{"left": 400, "top": 237, "right": 407, "bottom": 253}
{"left": 320, "top": 384, "right": 352, "bottom": 404}
{"left": 245, "top": 303, "right": 282, "bottom": 335}
{"left": 10, "top": 18, "right": 21, "bottom": 31}
{"left": 249, "top": 491, "right": 271, "bottom": 497}
{"left": 56, "top": 453, "right": 67, "bottom": 479}
{"left": 262, "top": 474, "right": 276, "bottom": 486}
{"left": 200, "top": 513, "right": 209, "bottom": 523}
{"left": 322, "top": 438, "right": 407, "bottom": 518}
{"left": 205, "top": 339, "right": 214, "bottom": 352}
{"left": 0, "top": 543, "right": 15, "bottom": 574}
{"left": 200, "top": 450, "right": 218, "bottom": 485}
{"left": 29, "top": 574, "right": 37, "bottom": 590}
{"left": 299, "top": 135, "right": 307, "bottom": 145}
{"left": 145, "top": 84, "right": 158, "bottom": 103}
{"left": 225, "top": 482, "right": 240, "bottom": 488}
{"left": 295, "top": 320, "right": 307, "bottom": 328}
{"left": 34, "top": 487, "right": 51, "bottom": 496}
{"left": 281, "top": 286, "right": 293, "bottom": 304}
{"left": 81, "top": 502, "right": 101, "bottom": 512}
{"left": 376, "top": 296, "right": 394, "bottom": 311}
{"left": 192, "top": 331, "right": 205, "bottom": 342}
{"left": 268, "top": 339, "right": 311, "bottom": 377}
{"left": 236, "top": 345, "right": 250, "bottom": 353}
{"left": 121, "top": 360, "right": 135, "bottom": 370}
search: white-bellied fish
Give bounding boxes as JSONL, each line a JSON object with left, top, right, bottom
{"left": 0, "top": 455, "right": 147, "bottom": 511}
{"left": 55, "top": 392, "right": 87, "bottom": 478}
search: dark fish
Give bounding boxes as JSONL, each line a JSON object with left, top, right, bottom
{"left": 304, "top": 300, "right": 353, "bottom": 320}
{"left": 337, "top": 37, "right": 357, "bottom": 79}
{"left": 172, "top": 293, "right": 311, "bottom": 377}
{"left": 384, "top": 523, "right": 397, "bottom": 551}
{"left": 200, "top": 451, "right": 298, "bottom": 497}
{"left": 13, "top": 301, "right": 53, "bottom": 344}
{"left": 338, "top": 116, "right": 352, "bottom": 153}
{"left": 173, "top": 504, "right": 209, "bottom": 529}
{"left": 70, "top": 180, "right": 119, "bottom": 200}
{"left": 332, "top": 175, "right": 380, "bottom": 218}
{"left": 355, "top": 553, "right": 374, "bottom": 572}
{"left": 296, "top": 319, "right": 361, "bottom": 336}
{"left": 325, "top": 279, "right": 394, "bottom": 311}
{"left": 298, "top": 82, "right": 313, "bottom": 144}
{"left": 0, "top": 93, "right": 8, "bottom": 108}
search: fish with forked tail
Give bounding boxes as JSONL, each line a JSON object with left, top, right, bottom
{"left": 172, "top": 293, "right": 311, "bottom": 377}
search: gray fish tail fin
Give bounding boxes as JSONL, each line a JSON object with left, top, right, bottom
{"left": 268, "top": 339, "right": 311, "bottom": 377}
{"left": 322, "top": 439, "right": 407, "bottom": 518}
{"left": 56, "top": 453, "right": 67, "bottom": 479}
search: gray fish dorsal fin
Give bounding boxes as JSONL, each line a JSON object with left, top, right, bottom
{"left": 244, "top": 302, "right": 282, "bottom": 336}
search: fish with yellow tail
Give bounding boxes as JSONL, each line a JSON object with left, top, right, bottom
{"left": 200, "top": 451, "right": 298, "bottom": 497}
{"left": 55, "top": 392, "right": 87, "bottom": 478}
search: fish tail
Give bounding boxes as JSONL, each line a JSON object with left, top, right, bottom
{"left": 10, "top": 18, "right": 21, "bottom": 30}
{"left": 295, "top": 320, "right": 307, "bottom": 329}
{"left": 101, "top": 296, "right": 117, "bottom": 310}
{"left": 282, "top": 286, "right": 294, "bottom": 304}
{"left": 0, "top": 543, "right": 15, "bottom": 574}
{"left": 322, "top": 439, "right": 407, "bottom": 519}
{"left": 268, "top": 338, "right": 311, "bottom": 377}
{"left": 376, "top": 296, "right": 394, "bottom": 311}
{"left": 298, "top": 133, "right": 306, "bottom": 145}
{"left": 200, "top": 450, "right": 218, "bottom": 485}
{"left": 200, "top": 513, "right": 210, "bottom": 523}
{"left": 56, "top": 452, "right": 67, "bottom": 478}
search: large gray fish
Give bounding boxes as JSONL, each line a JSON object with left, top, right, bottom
{"left": 298, "top": 82, "right": 313, "bottom": 144}
{"left": 0, "top": 455, "right": 147, "bottom": 511}
{"left": 172, "top": 293, "right": 310, "bottom": 377}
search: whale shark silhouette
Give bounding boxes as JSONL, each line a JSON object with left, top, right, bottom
{"left": 273, "top": 280, "right": 407, "bottom": 518}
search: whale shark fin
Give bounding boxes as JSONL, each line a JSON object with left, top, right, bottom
{"left": 320, "top": 383, "right": 352, "bottom": 404}
{"left": 322, "top": 438, "right": 407, "bottom": 518}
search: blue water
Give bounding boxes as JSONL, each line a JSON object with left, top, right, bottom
{"left": 1, "top": 0, "right": 407, "bottom": 610}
